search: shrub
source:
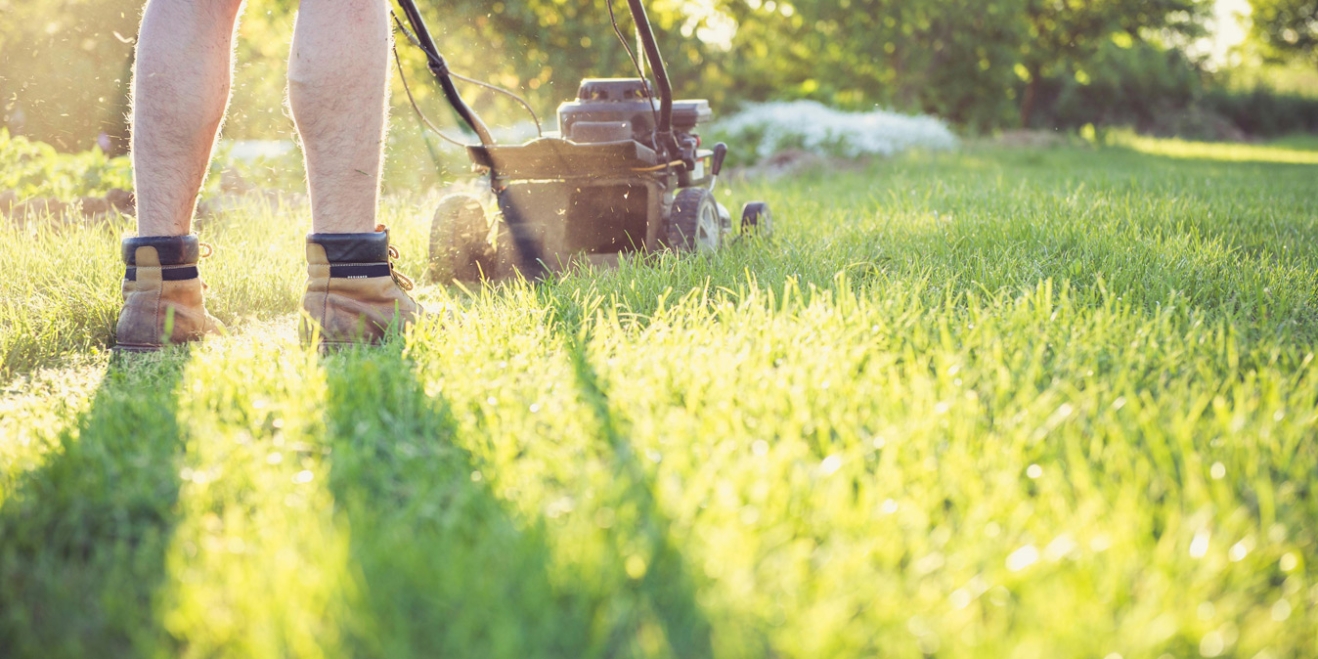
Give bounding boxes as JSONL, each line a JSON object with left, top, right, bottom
{"left": 1201, "top": 89, "right": 1318, "bottom": 137}
{"left": 0, "top": 129, "right": 132, "bottom": 200}
{"left": 1027, "top": 42, "right": 1201, "bottom": 132}
{"left": 708, "top": 101, "right": 959, "bottom": 166}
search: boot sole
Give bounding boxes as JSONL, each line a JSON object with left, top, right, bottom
{"left": 316, "top": 340, "right": 390, "bottom": 354}
{"left": 113, "top": 343, "right": 164, "bottom": 353}
{"left": 113, "top": 340, "right": 208, "bottom": 354}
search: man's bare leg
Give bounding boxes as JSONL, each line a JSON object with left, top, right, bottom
{"left": 131, "top": 0, "right": 245, "bottom": 237}
{"left": 116, "top": 0, "right": 237, "bottom": 349}
{"left": 288, "top": 0, "right": 390, "bottom": 234}
{"left": 291, "top": 0, "right": 419, "bottom": 347}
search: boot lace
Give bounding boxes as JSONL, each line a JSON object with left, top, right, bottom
{"left": 199, "top": 242, "right": 215, "bottom": 290}
{"left": 373, "top": 225, "right": 415, "bottom": 292}
{"left": 387, "top": 244, "right": 415, "bottom": 292}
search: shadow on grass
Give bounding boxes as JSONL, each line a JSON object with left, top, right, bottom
{"left": 0, "top": 353, "right": 189, "bottom": 658}
{"left": 322, "top": 346, "right": 592, "bottom": 657}
{"left": 560, "top": 331, "right": 715, "bottom": 658}
{"left": 550, "top": 294, "right": 716, "bottom": 656}
{"left": 322, "top": 339, "right": 712, "bottom": 658}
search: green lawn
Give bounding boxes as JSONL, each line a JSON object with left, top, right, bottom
{"left": 2, "top": 140, "right": 1317, "bottom": 658}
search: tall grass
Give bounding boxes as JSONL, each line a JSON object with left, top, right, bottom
{"left": 2, "top": 140, "right": 1317, "bottom": 658}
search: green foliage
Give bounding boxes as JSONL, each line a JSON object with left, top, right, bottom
{"left": 1028, "top": 41, "right": 1203, "bottom": 133}
{"left": 1016, "top": 0, "right": 1210, "bottom": 126}
{"left": 1213, "top": 56, "right": 1318, "bottom": 97}
{"left": 3, "top": 140, "right": 1318, "bottom": 657}
{"left": 1202, "top": 88, "right": 1318, "bottom": 136}
{"left": 716, "top": 0, "right": 1026, "bottom": 130}
{"left": 707, "top": 0, "right": 1212, "bottom": 130}
{"left": 1249, "top": 0, "right": 1318, "bottom": 64}
{"left": 0, "top": 129, "right": 132, "bottom": 199}
{"left": 0, "top": 0, "right": 1310, "bottom": 162}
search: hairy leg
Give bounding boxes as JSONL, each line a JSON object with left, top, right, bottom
{"left": 288, "top": 0, "right": 391, "bottom": 234}
{"left": 131, "top": 0, "right": 245, "bottom": 237}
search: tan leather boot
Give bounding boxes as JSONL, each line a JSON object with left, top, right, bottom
{"left": 302, "top": 225, "right": 422, "bottom": 348}
{"left": 115, "top": 234, "right": 225, "bottom": 352}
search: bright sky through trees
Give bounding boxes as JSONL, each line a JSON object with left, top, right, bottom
{"left": 1207, "top": 0, "right": 1252, "bottom": 63}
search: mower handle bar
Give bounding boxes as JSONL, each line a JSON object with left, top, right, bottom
{"left": 393, "top": 0, "right": 678, "bottom": 160}
{"left": 624, "top": 0, "right": 678, "bottom": 156}
{"left": 393, "top": 0, "right": 495, "bottom": 146}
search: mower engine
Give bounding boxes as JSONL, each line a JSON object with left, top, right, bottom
{"left": 559, "top": 78, "right": 708, "bottom": 160}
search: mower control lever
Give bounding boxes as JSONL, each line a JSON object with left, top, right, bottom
{"left": 709, "top": 142, "right": 728, "bottom": 192}
{"left": 710, "top": 143, "right": 728, "bottom": 177}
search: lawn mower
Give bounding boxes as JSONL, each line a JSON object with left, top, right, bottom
{"left": 392, "top": 0, "right": 772, "bottom": 282}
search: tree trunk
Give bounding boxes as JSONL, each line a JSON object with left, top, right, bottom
{"left": 1019, "top": 67, "right": 1041, "bottom": 128}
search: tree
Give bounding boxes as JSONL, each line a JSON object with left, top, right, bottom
{"left": 714, "top": 0, "right": 1026, "bottom": 130}
{"left": 1017, "top": 0, "right": 1210, "bottom": 127}
{"left": 0, "top": 0, "right": 1227, "bottom": 149}
{"left": 1250, "top": 0, "right": 1318, "bottom": 63}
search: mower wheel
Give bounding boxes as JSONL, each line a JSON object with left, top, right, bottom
{"left": 666, "top": 187, "right": 721, "bottom": 253}
{"left": 717, "top": 202, "right": 733, "bottom": 239}
{"left": 429, "top": 194, "right": 494, "bottom": 283}
{"left": 741, "top": 201, "right": 773, "bottom": 238}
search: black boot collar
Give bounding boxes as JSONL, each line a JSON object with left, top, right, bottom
{"left": 122, "top": 234, "right": 200, "bottom": 266}
{"left": 307, "top": 229, "right": 390, "bottom": 263}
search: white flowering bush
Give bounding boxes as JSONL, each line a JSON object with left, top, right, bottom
{"left": 711, "top": 100, "right": 958, "bottom": 164}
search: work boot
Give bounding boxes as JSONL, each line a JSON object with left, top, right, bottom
{"left": 115, "top": 234, "right": 225, "bottom": 352}
{"left": 302, "top": 225, "right": 422, "bottom": 348}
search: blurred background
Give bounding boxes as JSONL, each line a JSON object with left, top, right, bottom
{"left": 0, "top": 0, "right": 1314, "bottom": 187}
